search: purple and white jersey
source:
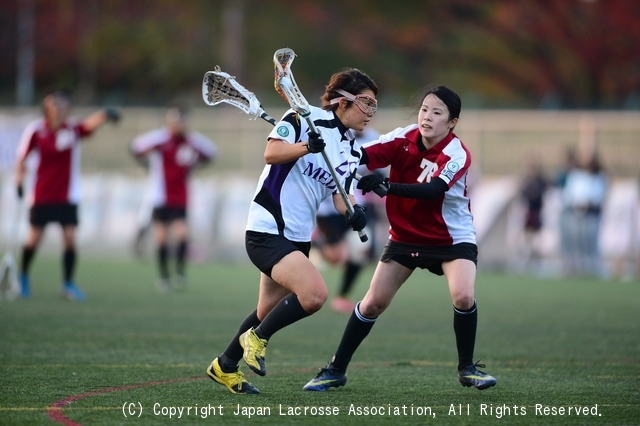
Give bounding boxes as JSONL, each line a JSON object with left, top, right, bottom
{"left": 246, "top": 106, "right": 362, "bottom": 242}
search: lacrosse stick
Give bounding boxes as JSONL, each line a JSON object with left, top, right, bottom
{"left": 273, "top": 48, "right": 368, "bottom": 242}
{"left": 202, "top": 66, "right": 276, "bottom": 126}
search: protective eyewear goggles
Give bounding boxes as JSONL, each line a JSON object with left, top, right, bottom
{"left": 330, "top": 89, "right": 378, "bottom": 116}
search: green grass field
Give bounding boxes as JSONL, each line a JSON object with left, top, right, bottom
{"left": 1, "top": 256, "right": 638, "bottom": 425}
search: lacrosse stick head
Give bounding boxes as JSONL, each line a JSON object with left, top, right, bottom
{"left": 273, "top": 48, "right": 311, "bottom": 117}
{"left": 202, "top": 66, "right": 263, "bottom": 119}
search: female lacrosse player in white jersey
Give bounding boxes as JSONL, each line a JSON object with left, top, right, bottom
{"left": 206, "top": 68, "right": 379, "bottom": 394}
{"left": 304, "top": 85, "right": 497, "bottom": 392}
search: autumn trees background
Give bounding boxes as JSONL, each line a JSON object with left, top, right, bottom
{"left": 1, "top": 0, "right": 639, "bottom": 109}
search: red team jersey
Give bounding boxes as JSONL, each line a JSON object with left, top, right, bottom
{"left": 16, "top": 118, "right": 93, "bottom": 206}
{"left": 363, "top": 124, "right": 476, "bottom": 246}
{"left": 131, "top": 128, "right": 216, "bottom": 208}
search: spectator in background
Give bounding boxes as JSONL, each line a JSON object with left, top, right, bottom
{"left": 555, "top": 146, "right": 578, "bottom": 275}
{"left": 15, "top": 88, "right": 120, "bottom": 300}
{"left": 131, "top": 106, "right": 217, "bottom": 292}
{"left": 517, "top": 158, "right": 549, "bottom": 273}
{"left": 554, "top": 147, "right": 577, "bottom": 189}
{"left": 562, "top": 150, "right": 608, "bottom": 277}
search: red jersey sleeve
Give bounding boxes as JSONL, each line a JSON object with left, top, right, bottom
{"left": 363, "top": 125, "right": 419, "bottom": 171}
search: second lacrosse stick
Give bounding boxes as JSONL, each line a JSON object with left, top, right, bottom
{"left": 273, "top": 48, "right": 368, "bottom": 242}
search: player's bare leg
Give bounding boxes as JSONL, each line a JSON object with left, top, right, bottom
{"left": 240, "top": 252, "right": 327, "bottom": 376}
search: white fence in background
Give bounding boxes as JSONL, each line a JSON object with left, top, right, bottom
{"left": 1, "top": 173, "right": 638, "bottom": 279}
{"left": 0, "top": 173, "right": 254, "bottom": 263}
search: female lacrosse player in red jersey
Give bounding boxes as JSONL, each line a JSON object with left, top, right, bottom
{"left": 15, "top": 88, "right": 120, "bottom": 300}
{"left": 304, "top": 85, "right": 497, "bottom": 392}
{"left": 206, "top": 68, "right": 378, "bottom": 394}
{"left": 131, "top": 106, "right": 217, "bottom": 292}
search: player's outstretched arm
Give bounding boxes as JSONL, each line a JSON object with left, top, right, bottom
{"left": 388, "top": 178, "right": 448, "bottom": 200}
{"left": 82, "top": 108, "right": 121, "bottom": 132}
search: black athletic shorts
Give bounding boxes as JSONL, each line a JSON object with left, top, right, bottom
{"left": 315, "top": 214, "right": 348, "bottom": 245}
{"left": 245, "top": 231, "right": 311, "bottom": 278}
{"left": 380, "top": 240, "right": 478, "bottom": 276}
{"left": 152, "top": 206, "right": 187, "bottom": 223}
{"left": 30, "top": 204, "right": 78, "bottom": 226}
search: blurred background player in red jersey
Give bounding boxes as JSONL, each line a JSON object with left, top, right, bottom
{"left": 15, "top": 88, "right": 120, "bottom": 300}
{"left": 131, "top": 106, "right": 217, "bottom": 292}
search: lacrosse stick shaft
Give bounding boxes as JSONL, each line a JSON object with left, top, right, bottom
{"left": 273, "top": 48, "right": 367, "bottom": 242}
{"left": 301, "top": 112, "right": 368, "bottom": 241}
{"left": 258, "top": 113, "right": 276, "bottom": 126}
{"left": 307, "top": 119, "right": 368, "bottom": 242}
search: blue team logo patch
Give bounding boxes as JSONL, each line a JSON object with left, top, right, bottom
{"left": 447, "top": 162, "right": 460, "bottom": 173}
{"left": 277, "top": 126, "right": 289, "bottom": 137}
{"left": 442, "top": 162, "right": 460, "bottom": 180}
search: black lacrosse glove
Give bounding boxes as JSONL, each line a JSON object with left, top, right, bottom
{"left": 357, "top": 173, "right": 390, "bottom": 197}
{"left": 345, "top": 204, "right": 367, "bottom": 232}
{"left": 105, "top": 108, "right": 121, "bottom": 124}
{"left": 306, "top": 131, "right": 325, "bottom": 154}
